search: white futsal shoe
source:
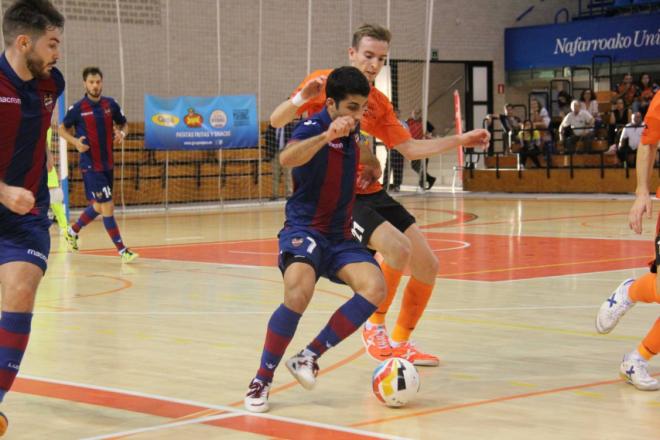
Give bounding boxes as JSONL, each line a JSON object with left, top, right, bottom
{"left": 285, "top": 351, "right": 319, "bottom": 390}
{"left": 244, "top": 378, "right": 271, "bottom": 413}
{"left": 620, "top": 353, "right": 660, "bottom": 391}
{"left": 596, "top": 278, "right": 635, "bottom": 334}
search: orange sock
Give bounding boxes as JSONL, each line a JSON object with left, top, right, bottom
{"left": 368, "top": 261, "right": 403, "bottom": 325}
{"left": 628, "top": 273, "right": 660, "bottom": 303}
{"left": 638, "top": 318, "right": 660, "bottom": 361}
{"left": 391, "top": 277, "right": 434, "bottom": 343}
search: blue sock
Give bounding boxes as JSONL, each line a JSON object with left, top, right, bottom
{"left": 307, "top": 293, "right": 377, "bottom": 357}
{"left": 256, "top": 304, "right": 301, "bottom": 383}
{"left": 0, "top": 312, "right": 32, "bottom": 402}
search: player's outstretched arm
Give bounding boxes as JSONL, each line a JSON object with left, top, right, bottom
{"left": 270, "top": 75, "right": 327, "bottom": 128}
{"left": 280, "top": 116, "right": 354, "bottom": 167}
{"left": 0, "top": 181, "right": 35, "bottom": 215}
{"left": 629, "top": 142, "right": 657, "bottom": 234}
{"left": 394, "top": 129, "right": 490, "bottom": 160}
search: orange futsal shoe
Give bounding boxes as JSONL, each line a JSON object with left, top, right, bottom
{"left": 361, "top": 324, "right": 393, "bottom": 361}
{"left": 392, "top": 341, "right": 440, "bottom": 367}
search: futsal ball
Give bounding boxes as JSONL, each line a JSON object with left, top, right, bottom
{"left": 372, "top": 357, "right": 420, "bottom": 407}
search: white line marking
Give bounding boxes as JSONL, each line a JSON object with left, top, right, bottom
{"left": 20, "top": 374, "right": 409, "bottom": 440}
{"left": 81, "top": 413, "right": 242, "bottom": 439}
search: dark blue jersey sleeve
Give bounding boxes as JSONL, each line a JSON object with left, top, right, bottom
{"left": 110, "top": 98, "right": 127, "bottom": 125}
{"left": 289, "top": 118, "right": 324, "bottom": 142}
{"left": 62, "top": 103, "right": 78, "bottom": 129}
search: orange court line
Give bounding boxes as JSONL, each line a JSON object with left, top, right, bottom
{"left": 350, "top": 373, "right": 660, "bottom": 428}
{"left": 12, "top": 375, "right": 383, "bottom": 440}
{"left": 155, "top": 348, "right": 367, "bottom": 429}
{"left": 421, "top": 210, "right": 629, "bottom": 230}
{"left": 36, "top": 274, "right": 133, "bottom": 306}
{"left": 440, "top": 254, "right": 649, "bottom": 278}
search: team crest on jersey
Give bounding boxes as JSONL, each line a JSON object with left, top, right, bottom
{"left": 291, "top": 237, "right": 304, "bottom": 247}
{"left": 43, "top": 93, "right": 54, "bottom": 112}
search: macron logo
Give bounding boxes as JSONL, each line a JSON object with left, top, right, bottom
{"left": 0, "top": 96, "right": 21, "bottom": 104}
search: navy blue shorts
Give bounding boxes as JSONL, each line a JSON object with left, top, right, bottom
{"left": 0, "top": 212, "right": 51, "bottom": 273}
{"left": 82, "top": 169, "right": 114, "bottom": 202}
{"left": 278, "top": 227, "right": 379, "bottom": 284}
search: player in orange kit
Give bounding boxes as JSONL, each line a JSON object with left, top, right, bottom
{"left": 596, "top": 91, "right": 660, "bottom": 390}
{"left": 270, "top": 24, "right": 489, "bottom": 366}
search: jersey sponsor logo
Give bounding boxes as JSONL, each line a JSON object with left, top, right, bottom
{"left": 328, "top": 141, "right": 343, "bottom": 150}
{"left": 43, "top": 93, "right": 54, "bottom": 112}
{"left": 291, "top": 237, "right": 304, "bottom": 247}
{"left": 0, "top": 96, "right": 21, "bottom": 104}
{"left": 27, "top": 248, "right": 47, "bottom": 263}
{"left": 81, "top": 111, "right": 94, "bottom": 117}
{"left": 152, "top": 113, "right": 180, "bottom": 127}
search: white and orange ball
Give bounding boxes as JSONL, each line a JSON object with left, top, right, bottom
{"left": 372, "top": 357, "right": 420, "bottom": 407}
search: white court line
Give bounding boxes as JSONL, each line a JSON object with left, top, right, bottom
{"left": 21, "top": 374, "right": 408, "bottom": 440}
{"left": 33, "top": 304, "right": 600, "bottom": 315}
{"left": 81, "top": 413, "right": 242, "bottom": 439}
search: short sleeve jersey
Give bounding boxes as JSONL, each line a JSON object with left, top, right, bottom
{"left": 63, "top": 95, "right": 127, "bottom": 171}
{"left": 642, "top": 91, "right": 660, "bottom": 146}
{"left": 292, "top": 69, "right": 411, "bottom": 194}
{"left": 0, "top": 53, "right": 65, "bottom": 217}
{"left": 284, "top": 107, "right": 361, "bottom": 240}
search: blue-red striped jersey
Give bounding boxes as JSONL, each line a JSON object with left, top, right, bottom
{"left": 63, "top": 95, "right": 127, "bottom": 171}
{"left": 284, "top": 107, "right": 361, "bottom": 241}
{"left": 0, "top": 53, "right": 65, "bottom": 217}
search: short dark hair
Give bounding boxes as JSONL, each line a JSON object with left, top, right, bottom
{"left": 352, "top": 23, "right": 391, "bottom": 49}
{"left": 2, "top": 0, "right": 64, "bottom": 46}
{"left": 82, "top": 66, "right": 103, "bottom": 80}
{"left": 325, "top": 66, "right": 370, "bottom": 105}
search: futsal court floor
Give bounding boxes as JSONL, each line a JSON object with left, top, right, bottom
{"left": 7, "top": 192, "right": 660, "bottom": 439}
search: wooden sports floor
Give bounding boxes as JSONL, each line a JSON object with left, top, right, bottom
{"left": 7, "top": 193, "right": 660, "bottom": 439}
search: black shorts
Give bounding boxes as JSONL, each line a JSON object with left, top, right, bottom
{"left": 351, "top": 190, "right": 416, "bottom": 247}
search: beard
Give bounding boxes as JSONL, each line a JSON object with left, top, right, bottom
{"left": 26, "top": 50, "right": 52, "bottom": 80}
{"left": 86, "top": 88, "right": 102, "bottom": 99}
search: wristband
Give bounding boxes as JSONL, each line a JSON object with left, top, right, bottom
{"left": 291, "top": 91, "right": 308, "bottom": 107}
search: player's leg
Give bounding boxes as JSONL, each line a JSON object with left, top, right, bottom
{"left": 0, "top": 217, "right": 50, "bottom": 435}
{"left": 353, "top": 196, "right": 411, "bottom": 360}
{"left": 286, "top": 255, "right": 384, "bottom": 390}
{"left": 245, "top": 230, "right": 322, "bottom": 412}
{"left": 0, "top": 263, "right": 41, "bottom": 434}
{"left": 389, "top": 223, "right": 440, "bottom": 366}
{"left": 65, "top": 171, "right": 101, "bottom": 250}
{"left": 95, "top": 171, "right": 138, "bottom": 262}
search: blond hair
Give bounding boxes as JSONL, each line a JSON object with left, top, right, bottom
{"left": 352, "top": 23, "right": 391, "bottom": 49}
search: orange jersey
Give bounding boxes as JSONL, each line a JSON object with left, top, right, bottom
{"left": 292, "top": 69, "right": 412, "bottom": 194}
{"left": 642, "top": 91, "right": 660, "bottom": 147}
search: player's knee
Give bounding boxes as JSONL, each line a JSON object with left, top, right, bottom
{"left": 359, "top": 274, "right": 386, "bottom": 306}
{"left": 283, "top": 284, "right": 313, "bottom": 314}
{"left": 5, "top": 279, "right": 37, "bottom": 304}
{"left": 381, "top": 234, "right": 411, "bottom": 267}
